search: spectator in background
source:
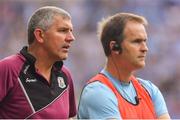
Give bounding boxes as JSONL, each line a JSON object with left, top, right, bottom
{"left": 0, "top": 6, "right": 76, "bottom": 119}
{"left": 78, "top": 13, "right": 170, "bottom": 119}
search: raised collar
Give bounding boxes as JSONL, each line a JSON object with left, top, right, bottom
{"left": 20, "top": 46, "right": 63, "bottom": 70}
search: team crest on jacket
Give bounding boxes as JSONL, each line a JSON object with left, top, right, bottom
{"left": 57, "top": 77, "right": 66, "bottom": 88}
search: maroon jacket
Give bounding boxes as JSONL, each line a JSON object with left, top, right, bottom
{"left": 0, "top": 47, "right": 76, "bottom": 119}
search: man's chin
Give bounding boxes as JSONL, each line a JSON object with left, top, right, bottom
{"left": 139, "top": 63, "right": 145, "bottom": 68}
{"left": 60, "top": 57, "right": 67, "bottom": 61}
{"left": 135, "top": 63, "right": 145, "bottom": 69}
{"left": 60, "top": 55, "right": 68, "bottom": 61}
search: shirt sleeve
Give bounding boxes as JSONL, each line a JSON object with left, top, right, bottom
{"left": 138, "top": 78, "right": 169, "bottom": 117}
{"left": 151, "top": 83, "right": 169, "bottom": 117}
{"left": 0, "top": 62, "right": 5, "bottom": 101}
{"left": 78, "top": 81, "right": 121, "bottom": 119}
{"left": 0, "top": 59, "right": 18, "bottom": 103}
{"left": 62, "top": 66, "right": 77, "bottom": 117}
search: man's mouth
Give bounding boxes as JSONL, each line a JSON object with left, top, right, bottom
{"left": 138, "top": 56, "right": 146, "bottom": 60}
{"left": 62, "top": 45, "right": 70, "bottom": 51}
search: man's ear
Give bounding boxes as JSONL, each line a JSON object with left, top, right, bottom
{"left": 110, "top": 41, "right": 120, "bottom": 54}
{"left": 34, "top": 28, "right": 44, "bottom": 43}
{"left": 110, "top": 41, "right": 116, "bottom": 51}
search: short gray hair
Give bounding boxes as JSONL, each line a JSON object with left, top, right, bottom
{"left": 27, "top": 6, "right": 71, "bottom": 44}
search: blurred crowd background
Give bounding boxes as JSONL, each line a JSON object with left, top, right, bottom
{"left": 0, "top": 0, "right": 180, "bottom": 118}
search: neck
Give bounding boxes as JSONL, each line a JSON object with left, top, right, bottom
{"left": 28, "top": 45, "right": 54, "bottom": 83}
{"left": 105, "top": 56, "right": 134, "bottom": 83}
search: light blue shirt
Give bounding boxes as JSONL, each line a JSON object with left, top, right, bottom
{"left": 78, "top": 69, "right": 169, "bottom": 119}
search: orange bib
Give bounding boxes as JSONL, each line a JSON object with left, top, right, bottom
{"left": 88, "top": 74, "right": 156, "bottom": 119}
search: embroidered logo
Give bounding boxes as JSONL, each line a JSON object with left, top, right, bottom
{"left": 57, "top": 77, "right": 66, "bottom": 88}
{"left": 26, "top": 78, "right": 37, "bottom": 83}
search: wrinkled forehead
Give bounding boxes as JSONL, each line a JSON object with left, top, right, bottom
{"left": 52, "top": 15, "right": 73, "bottom": 28}
{"left": 124, "top": 21, "right": 145, "bottom": 33}
{"left": 123, "top": 21, "right": 147, "bottom": 38}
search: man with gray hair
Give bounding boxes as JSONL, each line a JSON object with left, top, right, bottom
{"left": 0, "top": 6, "right": 76, "bottom": 119}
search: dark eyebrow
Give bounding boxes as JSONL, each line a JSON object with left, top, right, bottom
{"left": 132, "top": 38, "right": 147, "bottom": 43}
{"left": 58, "top": 26, "right": 73, "bottom": 31}
{"left": 134, "top": 38, "right": 146, "bottom": 41}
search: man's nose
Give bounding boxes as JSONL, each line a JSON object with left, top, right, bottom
{"left": 141, "top": 42, "right": 148, "bottom": 52}
{"left": 66, "top": 32, "right": 75, "bottom": 42}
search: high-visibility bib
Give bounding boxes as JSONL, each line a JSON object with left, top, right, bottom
{"left": 88, "top": 74, "right": 156, "bottom": 119}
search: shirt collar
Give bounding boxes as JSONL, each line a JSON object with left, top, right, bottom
{"left": 101, "top": 69, "right": 131, "bottom": 86}
{"left": 20, "top": 46, "right": 63, "bottom": 70}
